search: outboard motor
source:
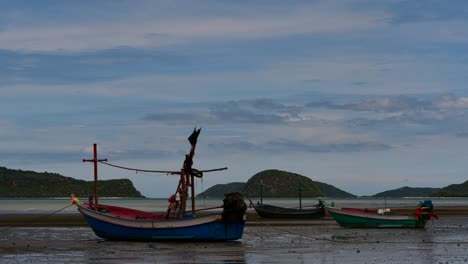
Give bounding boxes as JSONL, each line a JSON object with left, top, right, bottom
{"left": 419, "top": 200, "right": 434, "bottom": 212}
{"left": 416, "top": 199, "right": 438, "bottom": 221}
{"left": 222, "top": 192, "right": 247, "bottom": 221}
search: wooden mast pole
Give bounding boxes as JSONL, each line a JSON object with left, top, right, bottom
{"left": 83, "top": 143, "right": 107, "bottom": 210}
{"left": 187, "top": 128, "right": 199, "bottom": 215}
{"left": 260, "top": 180, "right": 263, "bottom": 205}
{"left": 180, "top": 167, "right": 187, "bottom": 217}
{"left": 299, "top": 186, "right": 302, "bottom": 211}
{"left": 179, "top": 128, "right": 200, "bottom": 216}
{"left": 165, "top": 128, "right": 221, "bottom": 218}
{"left": 191, "top": 173, "right": 195, "bottom": 214}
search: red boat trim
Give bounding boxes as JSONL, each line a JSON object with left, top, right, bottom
{"left": 76, "top": 203, "right": 240, "bottom": 229}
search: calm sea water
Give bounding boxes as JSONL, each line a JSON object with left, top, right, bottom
{"left": 0, "top": 197, "right": 467, "bottom": 214}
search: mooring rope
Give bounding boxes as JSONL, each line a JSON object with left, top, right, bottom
{"left": 1, "top": 203, "right": 75, "bottom": 232}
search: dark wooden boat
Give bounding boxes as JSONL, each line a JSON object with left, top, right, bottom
{"left": 249, "top": 183, "right": 325, "bottom": 219}
{"left": 72, "top": 128, "right": 247, "bottom": 241}
{"left": 324, "top": 199, "right": 437, "bottom": 228}
{"left": 251, "top": 202, "right": 325, "bottom": 219}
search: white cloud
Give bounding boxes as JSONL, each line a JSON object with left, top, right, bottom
{"left": 0, "top": 3, "right": 388, "bottom": 52}
{"left": 435, "top": 95, "right": 468, "bottom": 109}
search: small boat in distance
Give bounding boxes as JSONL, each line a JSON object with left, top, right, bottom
{"left": 251, "top": 202, "right": 325, "bottom": 219}
{"left": 324, "top": 199, "right": 437, "bottom": 228}
{"left": 72, "top": 128, "right": 247, "bottom": 241}
{"left": 249, "top": 182, "right": 325, "bottom": 219}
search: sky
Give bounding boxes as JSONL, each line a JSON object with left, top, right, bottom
{"left": 1, "top": 0, "right": 468, "bottom": 198}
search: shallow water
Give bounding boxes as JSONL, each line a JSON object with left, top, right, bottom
{"left": 1, "top": 217, "right": 467, "bottom": 264}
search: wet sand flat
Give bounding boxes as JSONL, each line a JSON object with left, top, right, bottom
{"left": 1, "top": 205, "right": 468, "bottom": 227}
{"left": 1, "top": 216, "right": 468, "bottom": 264}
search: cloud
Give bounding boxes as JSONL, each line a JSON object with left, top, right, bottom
{"left": 316, "top": 95, "right": 432, "bottom": 112}
{"left": 388, "top": 0, "right": 468, "bottom": 24}
{"left": 208, "top": 141, "right": 257, "bottom": 152}
{"left": 210, "top": 101, "right": 285, "bottom": 124}
{"left": 142, "top": 99, "right": 304, "bottom": 125}
{"left": 0, "top": 2, "right": 388, "bottom": 52}
{"left": 255, "top": 52, "right": 464, "bottom": 95}
{"left": 307, "top": 95, "right": 435, "bottom": 112}
{"left": 265, "top": 139, "right": 392, "bottom": 153}
{"left": 209, "top": 138, "right": 391, "bottom": 154}
{"left": 140, "top": 94, "right": 468, "bottom": 141}
{"left": 0, "top": 146, "right": 177, "bottom": 164}
{"left": 143, "top": 112, "right": 209, "bottom": 124}
{"left": 210, "top": 99, "right": 304, "bottom": 124}
{"left": 434, "top": 95, "right": 468, "bottom": 109}
{"left": 351, "top": 81, "right": 368, "bottom": 86}
{"left": 0, "top": 47, "right": 185, "bottom": 86}
{"left": 305, "top": 94, "right": 468, "bottom": 139}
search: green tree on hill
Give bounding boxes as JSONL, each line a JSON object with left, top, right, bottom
{"left": 243, "top": 170, "right": 324, "bottom": 197}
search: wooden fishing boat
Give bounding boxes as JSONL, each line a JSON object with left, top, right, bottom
{"left": 251, "top": 202, "right": 325, "bottom": 219}
{"left": 324, "top": 200, "right": 437, "bottom": 228}
{"left": 72, "top": 128, "right": 247, "bottom": 241}
{"left": 249, "top": 183, "right": 325, "bottom": 219}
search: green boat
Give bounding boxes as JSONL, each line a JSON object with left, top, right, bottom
{"left": 324, "top": 200, "right": 437, "bottom": 228}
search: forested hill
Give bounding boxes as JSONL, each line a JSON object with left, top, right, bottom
{"left": 0, "top": 166, "right": 144, "bottom": 198}
{"left": 197, "top": 182, "right": 247, "bottom": 198}
{"left": 313, "top": 181, "right": 356, "bottom": 198}
{"left": 198, "top": 169, "right": 468, "bottom": 198}
{"left": 431, "top": 180, "right": 468, "bottom": 197}
{"left": 198, "top": 169, "right": 356, "bottom": 198}
{"left": 372, "top": 186, "right": 440, "bottom": 197}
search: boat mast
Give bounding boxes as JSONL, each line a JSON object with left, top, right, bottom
{"left": 173, "top": 128, "right": 201, "bottom": 217}
{"left": 260, "top": 180, "right": 263, "bottom": 205}
{"left": 83, "top": 144, "right": 107, "bottom": 210}
{"left": 298, "top": 186, "right": 302, "bottom": 210}
{"left": 79, "top": 129, "right": 226, "bottom": 218}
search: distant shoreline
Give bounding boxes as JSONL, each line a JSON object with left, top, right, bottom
{"left": 2, "top": 196, "right": 468, "bottom": 199}
{"left": 0, "top": 197, "right": 151, "bottom": 199}
{"left": 1, "top": 205, "right": 467, "bottom": 227}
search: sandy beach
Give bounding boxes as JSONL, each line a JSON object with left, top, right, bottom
{"left": 1, "top": 208, "right": 468, "bottom": 264}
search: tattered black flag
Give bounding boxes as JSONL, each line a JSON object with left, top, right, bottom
{"left": 188, "top": 128, "right": 201, "bottom": 146}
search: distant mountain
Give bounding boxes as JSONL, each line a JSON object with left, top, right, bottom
{"left": 314, "top": 181, "right": 356, "bottom": 198}
{"left": 431, "top": 180, "right": 468, "bottom": 197}
{"left": 243, "top": 170, "right": 323, "bottom": 197}
{"left": 198, "top": 182, "right": 246, "bottom": 198}
{"left": 0, "top": 166, "right": 144, "bottom": 198}
{"left": 372, "top": 186, "right": 440, "bottom": 198}
{"left": 197, "top": 169, "right": 356, "bottom": 198}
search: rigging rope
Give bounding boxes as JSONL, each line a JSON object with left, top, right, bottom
{"left": 98, "top": 161, "right": 181, "bottom": 175}
{"left": 1, "top": 203, "right": 74, "bottom": 232}
{"left": 98, "top": 161, "right": 227, "bottom": 175}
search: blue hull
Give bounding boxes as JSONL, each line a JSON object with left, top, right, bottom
{"left": 81, "top": 213, "right": 245, "bottom": 241}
